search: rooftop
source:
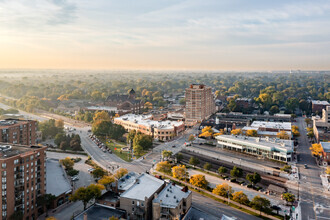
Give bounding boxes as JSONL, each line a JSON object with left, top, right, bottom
{"left": 117, "top": 172, "right": 139, "bottom": 191}
{"left": 250, "top": 121, "right": 292, "bottom": 130}
{"left": 0, "top": 119, "right": 34, "bottom": 128}
{"left": 74, "top": 204, "right": 125, "bottom": 220}
{"left": 115, "top": 114, "right": 184, "bottom": 130}
{"left": 321, "top": 142, "right": 330, "bottom": 152}
{"left": 216, "top": 135, "right": 294, "bottom": 153}
{"left": 182, "top": 206, "right": 219, "bottom": 220}
{"left": 0, "top": 144, "right": 45, "bottom": 159}
{"left": 312, "top": 100, "right": 330, "bottom": 105}
{"left": 153, "top": 183, "right": 191, "bottom": 208}
{"left": 120, "top": 173, "right": 164, "bottom": 201}
{"left": 46, "top": 159, "right": 72, "bottom": 197}
{"left": 97, "top": 191, "right": 119, "bottom": 203}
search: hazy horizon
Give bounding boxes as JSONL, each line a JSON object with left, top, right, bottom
{"left": 1, "top": 0, "right": 330, "bottom": 70}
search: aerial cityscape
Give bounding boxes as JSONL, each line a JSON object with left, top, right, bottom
{"left": 0, "top": 1, "right": 330, "bottom": 220}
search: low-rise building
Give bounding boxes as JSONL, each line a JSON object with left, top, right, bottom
{"left": 216, "top": 135, "right": 294, "bottom": 162}
{"left": 73, "top": 204, "right": 126, "bottom": 220}
{"left": 182, "top": 206, "right": 219, "bottom": 220}
{"left": 114, "top": 114, "right": 185, "bottom": 141}
{"left": 313, "top": 106, "right": 330, "bottom": 142}
{"left": 235, "top": 98, "right": 252, "bottom": 109}
{"left": 320, "top": 142, "right": 330, "bottom": 163}
{"left": 46, "top": 159, "right": 72, "bottom": 209}
{"left": 242, "top": 121, "right": 292, "bottom": 139}
{"left": 0, "top": 119, "right": 37, "bottom": 145}
{"left": 120, "top": 173, "right": 165, "bottom": 220}
{"left": 312, "top": 100, "right": 330, "bottom": 113}
{"left": 152, "top": 183, "right": 192, "bottom": 220}
{"left": 105, "top": 89, "right": 144, "bottom": 114}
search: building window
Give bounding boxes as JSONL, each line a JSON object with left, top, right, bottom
{"left": 14, "top": 159, "right": 19, "bottom": 165}
{"left": 2, "top": 163, "right": 6, "bottom": 168}
{"left": 132, "top": 201, "right": 135, "bottom": 205}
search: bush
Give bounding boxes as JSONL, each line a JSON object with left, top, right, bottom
{"left": 203, "top": 162, "right": 212, "bottom": 170}
{"left": 67, "top": 169, "right": 79, "bottom": 176}
{"left": 218, "top": 166, "right": 227, "bottom": 174}
{"left": 72, "top": 157, "right": 81, "bottom": 163}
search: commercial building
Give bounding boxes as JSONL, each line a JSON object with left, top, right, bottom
{"left": 0, "top": 143, "right": 47, "bottom": 220}
{"left": 46, "top": 159, "right": 72, "bottom": 209}
{"left": 114, "top": 114, "right": 185, "bottom": 141}
{"left": 320, "top": 142, "right": 330, "bottom": 163}
{"left": 185, "top": 84, "right": 216, "bottom": 126}
{"left": 216, "top": 135, "right": 294, "bottom": 162}
{"left": 152, "top": 183, "right": 192, "bottom": 220}
{"left": 312, "top": 100, "right": 330, "bottom": 113}
{"left": 0, "top": 119, "right": 37, "bottom": 145}
{"left": 313, "top": 106, "right": 330, "bottom": 142}
{"left": 105, "top": 89, "right": 144, "bottom": 114}
{"left": 216, "top": 112, "right": 292, "bottom": 122}
{"left": 242, "top": 121, "right": 292, "bottom": 139}
{"left": 120, "top": 173, "right": 165, "bottom": 220}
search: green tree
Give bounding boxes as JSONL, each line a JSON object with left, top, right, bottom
{"left": 250, "top": 196, "right": 271, "bottom": 214}
{"left": 285, "top": 98, "right": 299, "bottom": 113}
{"left": 91, "top": 168, "right": 106, "bottom": 179}
{"left": 203, "top": 162, "right": 212, "bottom": 170}
{"left": 176, "top": 153, "right": 183, "bottom": 162}
{"left": 246, "top": 172, "right": 261, "bottom": 186}
{"left": 36, "top": 194, "right": 56, "bottom": 217}
{"left": 230, "top": 166, "right": 243, "bottom": 178}
{"left": 282, "top": 193, "right": 295, "bottom": 205}
{"left": 133, "top": 132, "right": 153, "bottom": 150}
{"left": 70, "top": 184, "right": 104, "bottom": 210}
{"left": 156, "top": 161, "right": 172, "bottom": 174}
{"left": 60, "top": 157, "right": 74, "bottom": 170}
{"left": 189, "top": 156, "right": 200, "bottom": 167}
{"left": 162, "top": 150, "right": 173, "bottom": 161}
{"left": 218, "top": 166, "right": 227, "bottom": 174}
{"left": 269, "top": 105, "right": 280, "bottom": 115}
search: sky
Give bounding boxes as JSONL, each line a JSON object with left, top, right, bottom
{"left": 0, "top": 0, "right": 330, "bottom": 71}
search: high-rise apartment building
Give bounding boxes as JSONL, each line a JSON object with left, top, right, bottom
{"left": 0, "top": 144, "right": 47, "bottom": 220}
{"left": 185, "top": 84, "right": 216, "bottom": 126}
{"left": 0, "top": 119, "right": 37, "bottom": 145}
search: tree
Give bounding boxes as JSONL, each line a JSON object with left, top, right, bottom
{"left": 299, "top": 99, "right": 310, "bottom": 112}
{"left": 305, "top": 118, "right": 312, "bottom": 126}
{"left": 156, "top": 161, "right": 172, "bottom": 174}
{"left": 203, "top": 162, "right": 212, "bottom": 170}
{"left": 92, "top": 120, "right": 112, "bottom": 136}
{"left": 133, "top": 144, "right": 143, "bottom": 157}
{"left": 176, "top": 153, "right": 183, "bottom": 162}
{"left": 162, "top": 150, "right": 173, "bottom": 161}
{"left": 232, "top": 191, "right": 250, "bottom": 205}
{"left": 114, "top": 168, "right": 128, "bottom": 179}
{"left": 9, "top": 211, "right": 24, "bottom": 220}
{"left": 231, "top": 129, "right": 242, "bottom": 135}
{"left": 277, "top": 130, "right": 290, "bottom": 140}
{"left": 109, "top": 217, "right": 119, "bottom": 220}
{"left": 189, "top": 156, "right": 200, "bottom": 167}
{"left": 269, "top": 105, "right": 280, "bottom": 115}
{"left": 93, "top": 111, "right": 111, "bottom": 122}
{"left": 60, "top": 157, "right": 74, "bottom": 170}
{"left": 188, "top": 134, "right": 195, "bottom": 143}
{"left": 230, "top": 166, "right": 243, "bottom": 178}
{"left": 46, "top": 217, "right": 57, "bottom": 220}
{"left": 199, "top": 126, "right": 214, "bottom": 138}
{"left": 255, "top": 93, "right": 272, "bottom": 109}
{"left": 172, "top": 165, "right": 189, "bottom": 180}
{"left": 310, "top": 143, "right": 323, "bottom": 157}
{"left": 91, "top": 168, "right": 106, "bottom": 179}
{"left": 250, "top": 196, "right": 271, "bottom": 214}
{"left": 54, "top": 132, "right": 67, "bottom": 146}
{"left": 292, "top": 126, "right": 300, "bottom": 137}
{"left": 70, "top": 184, "right": 104, "bottom": 210}
{"left": 55, "top": 119, "right": 64, "bottom": 129}
{"left": 67, "top": 169, "right": 79, "bottom": 176}
{"left": 218, "top": 166, "right": 227, "bottom": 174}
{"left": 127, "top": 130, "right": 136, "bottom": 144}
{"left": 246, "top": 172, "right": 261, "bottom": 186}
{"left": 98, "top": 175, "right": 115, "bottom": 190}
{"left": 326, "top": 166, "right": 330, "bottom": 175}
{"left": 37, "top": 194, "right": 56, "bottom": 217}
{"left": 280, "top": 165, "right": 292, "bottom": 173}
{"left": 282, "top": 193, "right": 295, "bottom": 204}
{"left": 133, "top": 133, "right": 153, "bottom": 150}
{"left": 246, "top": 129, "right": 258, "bottom": 137}
{"left": 285, "top": 98, "right": 299, "bottom": 113}
{"left": 144, "top": 102, "right": 153, "bottom": 109}
{"left": 212, "top": 183, "right": 233, "bottom": 197}
{"left": 190, "top": 174, "right": 208, "bottom": 189}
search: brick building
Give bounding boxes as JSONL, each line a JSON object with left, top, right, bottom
{"left": 185, "top": 84, "right": 216, "bottom": 127}
{"left": 104, "top": 89, "right": 144, "bottom": 114}
{"left": 0, "top": 144, "right": 47, "bottom": 220}
{"left": 312, "top": 100, "right": 330, "bottom": 114}
{"left": 320, "top": 142, "right": 330, "bottom": 164}
{"left": 0, "top": 119, "right": 37, "bottom": 145}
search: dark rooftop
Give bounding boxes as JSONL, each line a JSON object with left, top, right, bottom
{"left": 183, "top": 206, "right": 219, "bottom": 220}
{"left": 73, "top": 204, "right": 125, "bottom": 220}
{"left": 97, "top": 191, "right": 119, "bottom": 203}
{"left": 0, "top": 144, "right": 45, "bottom": 159}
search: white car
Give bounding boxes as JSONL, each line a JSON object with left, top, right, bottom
{"left": 71, "top": 176, "right": 79, "bottom": 181}
{"left": 88, "top": 168, "right": 95, "bottom": 173}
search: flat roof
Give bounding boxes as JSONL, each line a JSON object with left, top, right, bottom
{"left": 0, "top": 144, "right": 45, "bottom": 159}
{"left": 216, "top": 135, "right": 294, "bottom": 153}
{"left": 242, "top": 126, "right": 292, "bottom": 136}
{"left": 120, "top": 173, "right": 164, "bottom": 201}
{"left": 116, "top": 114, "right": 184, "bottom": 130}
{"left": 46, "top": 159, "right": 72, "bottom": 197}
{"left": 312, "top": 100, "right": 330, "bottom": 105}
{"left": 117, "top": 172, "right": 139, "bottom": 191}
{"left": 321, "top": 142, "right": 330, "bottom": 152}
{"left": 0, "top": 119, "right": 34, "bottom": 128}
{"left": 183, "top": 207, "right": 219, "bottom": 220}
{"left": 74, "top": 204, "right": 125, "bottom": 220}
{"left": 153, "top": 183, "right": 191, "bottom": 208}
{"left": 250, "top": 121, "right": 292, "bottom": 130}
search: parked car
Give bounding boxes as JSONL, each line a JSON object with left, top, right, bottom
{"left": 71, "top": 175, "right": 79, "bottom": 181}
{"left": 88, "top": 168, "right": 95, "bottom": 173}
{"left": 172, "top": 145, "right": 176, "bottom": 148}
{"left": 304, "top": 164, "right": 308, "bottom": 169}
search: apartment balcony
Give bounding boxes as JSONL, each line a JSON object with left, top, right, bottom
{"left": 14, "top": 200, "right": 23, "bottom": 206}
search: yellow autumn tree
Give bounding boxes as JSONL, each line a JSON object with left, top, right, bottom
{"left": 292, "top": 125, "right": 300, "bottom": 137}
{"left": 93, "top": 111, "right": 111, "bottom": 122}
{"left": 114, "top": 168, "right": 128, "bottom": 179}
{"left": 199, "top": 126, "right": 213, "bottom": 138}
{"left": 172, "top": 165, "right": 188, "bottom": 180}
{"left": 212, "top": 183, "right": 233, "bottom": 197}
{"left": 246, "top": 129, "right": 258, "bottom": 137}
{"left": 144, "top": 102, "right": 153, "bottom": 109}
{"left": 189, "top": 174, "right": 208, "bottom": 189}
{"left": 310, "top": 143, "right": 323, "bottom": 157}
{"left": 232, "top": 191, "right": 250, "bottom": 205}
{"left": 231, "top": 129, "right": 242, "bottom": 135}
{"left": 156, "top": 161, "right": 172, "bottom": 174}
{"left": 326, "top": 167, "right": 330, "bottom": 175}
{"left": 277, "top": 130, "right": 290, "bottom": 139}
{"left": 98, "top": 175, "right": 115, "bottom": 190}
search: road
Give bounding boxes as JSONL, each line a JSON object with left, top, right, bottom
{"left": 0, "top": 101, "right": 264, "bottom": 219}
{"left": 295, "top": 117, "right": 330, "bottom": 220}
